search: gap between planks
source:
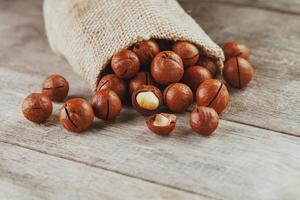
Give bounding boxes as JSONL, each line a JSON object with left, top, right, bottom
{"left": 0, "top": 139, "right": 218, "bottom": 200}
{"left": 221, "top": 118, "right": 300, "bottom": 137}
{"left": 186, "top": 108, "right": 300, "bottom": 138}
{"left": 198, "top": 0, "right": 300, "bottom": 16}
{"left": 1, "top": 116, "right": 299, "bottom": 199}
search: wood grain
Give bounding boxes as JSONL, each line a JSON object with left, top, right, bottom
{"left": 1, "top": 0, "right": 299, "bottom": 135}
{"left": 0, "top": 142, "right": 201, "bottom": 200}
{"left": 179, "top": 1, "right": 300, "bottom": 135}
{"left": 1, "top": 66, "right": 300, "bottom": 198}
{"left": 180, "top": 0, "right": 300, "bottom": 15}
{"left": 1, "top": 93, "right": 300, "bottom": 199}
{"left": 1, "top": 0, "right": 300, "bottom": 199}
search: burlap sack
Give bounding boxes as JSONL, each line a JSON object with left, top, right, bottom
{"left": 44, "top": 0, "right": 224, "bottom": 90}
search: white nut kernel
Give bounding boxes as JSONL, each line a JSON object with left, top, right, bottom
{"left": 153, "top": 114, "right": 170, "bottom": 127}
{"left": 136, "top": 92, "right": 159, "bottom": 110}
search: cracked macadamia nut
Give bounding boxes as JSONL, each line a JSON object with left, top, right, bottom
{"left": 199, "top": 56, "right": 218, "bottom": 78}
{"left": 133, "top": 40, "right": 160, "bottom": 67}
{"left": 42, "top": 74, "right": 69, "bottom": 102}
{"left": 96, "top": 74, "right": 127, "bottom": 99}
{"left": 163, "top": 83, "right": 193, "bottom": 113}
{"left": 151, "top": 51, "right": 184, "bottom": 85}
{"left": 190, "top": 106, "right": 219, "bottom": 136}
{"left": 59, "top": 98, "right": 94, "bottom": 133}
{"left": 172, "top": 41, "right": 200, "bottom": 68}
{"left": 22, "top": 93, "right": 53, "bottom": 123}
{"left": 111, "top": 49, "right": 140, "bottom": 79}
{"left": 131, "top": 85, "right": 163, "bottom": 116}
{"left": 222, "top": 40, "right": 250, "bottom": 60}
{"left": 145, "top": 113, "right": 177, "bottom": 135}
{"left": 183, "top": 66, "right": 212, "bottom": 93}
{"left": 129, "top": 72, "right": 156, "bottom": 94}
{"left": 91, "top": 89, "right": 122, "bottom": 121}
{"left": 196, "top": 79, "right": 229, "bottom": 114}
{"left": 223, "top": 57, "right": 254, "bottom": 89}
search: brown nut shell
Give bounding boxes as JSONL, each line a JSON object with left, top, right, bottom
{"left": 91, "top": 89, "right": 122, "bottom": 121}
{"left": 96, "top": 74, "right": 127, "bottom": 99}
{"left": 223, "top": 57, "right": 254, "bottom": 89}
{"left": 172, "top": 41, "right": 200, "bottom": 68}
{"left": 151, "top": 51, "right": 184, "bottom": 85}
{"left": 196, "top": 79, "right": 229, "bottom": 114}
{"left": 22, "top": 93, "right": 53, "bottom": 123}
{"left": 198, "top": 56, "right": 218, "bottom": 77}
{"left": 133, "top": 40, "right": 160, "bottom": 67}
{"left": 131, "top": 85, "right": 163, "bottom": 116}
{"left": 145, "top": 113, "right": 177, "bottom": 135}
{"left": 59, "top": 98, "right": 94, "bottom": 133}
{"left": 111, "top": 49, "right": 140, "bottom": 79}
{"left": 183, "top": 66, "right": 212, "bottom": 93}
{"left": 163, "top": 83, "right": 193, "bottom": 113}
{"left": 129, "top": 72, "right": 156, "bottom": 94}
{"left": 222, "top": 40, "right": 250, "bottom": 60}
{"left": 189, "top": 106, "right": 219, "bottom": 136}
{"left": 42, "top": 74, "right": 69, "bottom": 102}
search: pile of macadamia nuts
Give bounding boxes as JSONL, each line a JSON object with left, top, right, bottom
{"left": 22, "top": 39, "right": 254, "bottom": 136}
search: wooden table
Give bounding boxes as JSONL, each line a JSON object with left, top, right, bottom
{"left": 0, "top": 0, "right": 299, "bottom": 199}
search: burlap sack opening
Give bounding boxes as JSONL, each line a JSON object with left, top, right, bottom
{"left": 44, "top": 0, "right": 224, "bottom": 91}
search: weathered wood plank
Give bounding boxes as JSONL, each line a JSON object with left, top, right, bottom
{"left": 179, "top": 1, "right": 300, "bottom": 135}
{"left": 1, "top": 0, "right": 299, "bottom": 135}
{"left": 0, "top": 142, "right": 201, "bottom": 200}
{"left": 2, "top": 95, "right": 300, "bottom": 199}
{"left": 1, "top": 67, "right": 300, "bottom": 199}
{"left": 179, "top": 0, "right": 300, "bottom": 15}
{"left": 1, "top": 0, "right": 300, "bottom": 199}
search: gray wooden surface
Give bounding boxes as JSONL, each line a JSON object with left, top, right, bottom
{"left": 0, "top": 0, "right": 299, "bottom": 199}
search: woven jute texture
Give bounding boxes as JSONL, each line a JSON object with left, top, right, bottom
{"left": 44, "top": 0, "right": 224, "bottom": 90}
